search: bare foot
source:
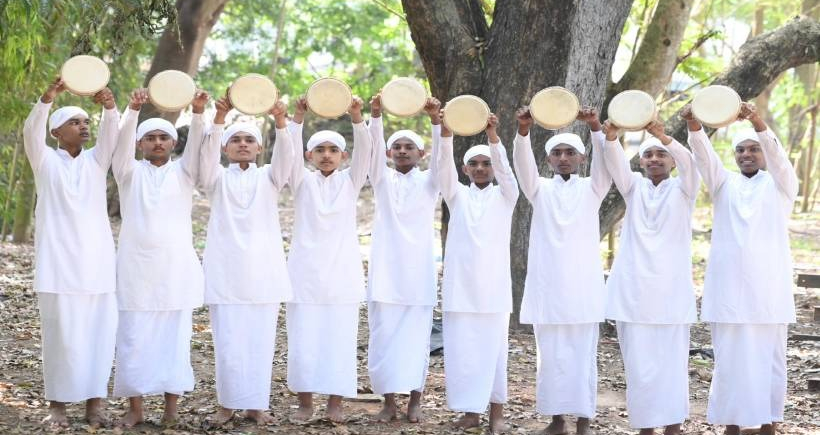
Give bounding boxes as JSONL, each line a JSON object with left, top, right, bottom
{"left": 725, "top": 425, "right": 741, "bottom": 435}
{"left": 117, "top": 407, "right": 144, "bottom": 428}
{"left": 42, "top": 403, "right": 68, "bottom": 429}
{"left": 407, "top": 402, "right": 422, "bottom": 423}
{"left": 491, "top": 417, "right": 511, "bottom": 434}
{"left": 290, "top": 404, "right": 314, "bottom": 423}
{"left": 576, "top": 417, "right": 593, "bottom": 435}
{"left": 489, "top": 403, "right": 508, "bottom": 434}
{"left": 545, "top": 415, "right": 568, "bottom": 435}
{"left": 240, "top": 409, "right": 275, "bottom": 425}
{"left": 209, "top": 407, "right": 234, "bottom": 427}
{"left": 375, "top": 402, "right": 398, "bottom": 422}
{"left": 161, "top": 393, "right": 180, "bottom": 427}
{"left": 663, "top": 424, "right": 681, "bottom": 435}
{"left": 453, "top": 412, "right": 481, "bottom": 429}
{"left": 84, "top": 398, "right": 109, "bottom": 428}
{"left": 326, "top": 395, "right": 345, "bottom": 423}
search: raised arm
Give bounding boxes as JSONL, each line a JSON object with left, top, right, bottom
{"left": 199, "top": 94, "right": 230, "bottom": 193}
{"left": 423, "top": 97, "right": 442, "bottom": 193}
{"left": 743, "top": 103, "right": 798, "bottom": 201}
{"left": 682, "top": 104, "right": 727, "bottom": 195}
{"left": 436, "top": 120, "right": 460, "bottom": 204}
{"left": 111, "top": 89, "right": 146, "bottom": 183}
{"left": 601, "top": 120, "right": 635, "bottom": 196}
{"left": 347, "top": 96, "right": 373, "bottom": 190}
{"left": 581, "top": 108, "right": 611, "bottom": 199}
{"left": 288, "top": 96, "right": 308, "bottom": 192}
{"left": 267, "top": 100, "right": 294, "bottom": 191}
{"left": 89, "top": 88, "right": 120, "bottom": 170}
{"left": 645, "top": 119, "right": 700, "bottom": 199}
{"left": 178, "top": 90, "right": 210, "bottom": 183}
{"left": 23, "top": 78, "right": 63, "bottom": 174}
{"left": 367, "top": 94, "right": 387, "bottom": 185}
{"left": 512, "top": 106, "right": 541, "bottom": 201}
{"left": 486, "top": 113, "right": 518, "bottom": 205}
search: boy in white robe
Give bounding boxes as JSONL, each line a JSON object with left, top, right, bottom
{"left": 437, "top": 114, "right": 518, "bottom": 434}
{"left": 512, "top": 106, "right": 609, "bottom": 435}
{"left": 685, "top": 102, "right": 797, "bottom": 435}
{"left": 602, "top": 118, "right": 700, "bottom": 435}
{"left": 200, "top": 95, "right": 293, "bottom": 426}
{"left": 23, "top": 76, "right": 119, "bottom": 428}
{"left": 112, "top": 88, "right": 207, "bottom": 427}
{"left": 365, "top": 94, "right": 441, "bottom": 423}
{"left": 286, "top": 95, "right": 373, "bottom": 423}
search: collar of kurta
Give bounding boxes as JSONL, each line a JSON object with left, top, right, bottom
{"left": 393, "top": 167, "right": 419, "bottom": 178}
{"left": 553, "top": 173, "right": 579, "bottom": 184}
{"left": 140, "top": 159, "right": 171, "bottom": 170}
{"left": 316, "top": 169, "right": 341, "bottom": 181}
{"left": 469, "top": 182, "right": 492, "bottom": 192}
{"left": 56, "top": 147, "right": 80, "bottom": 161}
{"left": 229, "top": 162, "right": 257, "bottom": 172}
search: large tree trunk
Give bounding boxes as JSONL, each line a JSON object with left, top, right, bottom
{"left": 403, "top": 0, "right": 633, "bottom": 328}
{"left": 599, "top": 16, "right": 820, "bottom": 235}
{"left": 138, "top": 0, "right": 230, "bottom": 124}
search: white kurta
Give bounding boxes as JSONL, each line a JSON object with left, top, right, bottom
{"left": 285, "top": 121, "right": 372, "bottom": 396}
{"left": 113, "top": 108, "right": 205, "bottom": 311}
{"left": 23, "top": 101, "right": 120, "bottom": 402}
{"left": 365, "top": 116, "right": 439, "bottom": 395}
{"left": 688, "top": 128, "right": 797, "bottom": 324}
{"left": 689, "top": 128, "right": 797, "bottom": 426}
{"left": 602, "top": 138, "right": 699, "bottom": 324}
{"left": 512, "top": 130, "right": 609, "bottom": 419}
{"left": 200, "top": 124, "right": 293, "bottom": 305}
{"left": 437, "top": 135, "right": 517, "bottom": 413}
{"left": 512, "top": 131, "right": 609, "bottom": 325}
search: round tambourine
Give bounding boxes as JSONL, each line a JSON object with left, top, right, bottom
{"left": 229, "top": 73, "right": 279, "bottom": 115}
{"left": 147, "top": 70, "right": 196, "bottom": 112}
{"left": 691, "top": 85, "right": 741, "bottom": 128}
{"left": 305, "top": 77, "right": 353, "bottom": 119}
{"left": 607, "top": 90, "right": 656, "bottom": 131}
{"left": 529, "top": 86, "right": 580, "bottom": 130}
{"left": 381, "top": 77, "right": 427, "bottom": 117}
{"left": 61, "top": 55, "right": 110, "bottom": 96}
{"left": 442, "top": 95, "right": 490, "bottom": 136}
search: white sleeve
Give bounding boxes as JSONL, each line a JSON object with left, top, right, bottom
{"left": 436, "top": 135, "right": 460, "bottom": 204}
{"left": 490, "top": 140, "right": 519, "bottom": 205}
{"left": 268, "top": 127, "right": 294, "bottom": 191}
{"left": 589, "top": 130, "right": 613, "bottom": 199}
{"left": 111, "top": 107, "right": 140, "bottom": 184}
{"left": 90, "top": 107, "right": 121, "bottom": 170}
{"left": 665, "top": 138, "right": 701, "bottom": 200}
{"left": 179, "top": 113, "right": 205, "bottom": 184}
{"left": 348, "top": 121, "right": 373, "bottom": 191}
{"left": 757, "top": 129, "right": 798, "bottom": 201}
{"left": 198, "top": 123, "right": 223, "bottom": 193}
{"left": 288, "top": 121, "right": 307, "bottom": 192}
{"left": 22, "top": 101, "right": 53, "bottom": 174}
{"left": 425, "top": 123, "right": 441, "bottom": 194}
{"left": 688, "top": 128, "right": 727, "bottom": 195}
{"left": 512, "top": 132, "right": 541, "bottom": 202}
{"left": 601, "top": 137, "right": 635, "bottom": 196}
{"left": 368, "top": 116, "right": 386, "bottom": 185}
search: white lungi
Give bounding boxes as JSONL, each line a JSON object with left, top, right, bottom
{"left": 443, "top": 312, "right": 508, "bottom": 413}
{"left": 210, "top": 304, "right": 279, "bottom": 410}
{"left": 286, "top": 303, "right": 360, "bottom": 398}
{"left": 113, "top": 310, "right": 195, "bottom": 397}
{"left": 707, "top": 323, "right": 787, "bottom": 427}
{"left": 39, "top": 292, "right": 118, "bottom": 402}
{"left": 617, "top": 322, "right": 690, "bottom": 428}
{"left": 367, "top": 302, "right": 433, "bottom": 395}
{"left": 534, "top": 323, "right": 598, "bottom": 418}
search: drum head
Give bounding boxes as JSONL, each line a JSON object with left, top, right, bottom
{"left": 530, "top": 87, "right": 580, "bottom": 130}
{"left": 443, "top": 95, "right": 490, "bottom": 136}
{"left": 306, "top": 77, "right": 353, "bottom": 119}
{"left": 381, "top": 77, "right": 427, "bottom": 117}
{"left": 692, "top": 85, "right": 741, "bottom": 128}
{"left": 61, "top": 55, "right": 110, "bottom": 96}
{"left": 607, "top": 90, "right": 656, "bottom": 131}
{"left": 229, "top": 74, "right": 279, "bottom": 115}
{"left": 148, "top": 70, "right": 196, "bottom": 112}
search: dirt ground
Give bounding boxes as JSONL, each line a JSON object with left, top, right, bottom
{"left": 0, "top": 186, "right": 818, "bottom": 434}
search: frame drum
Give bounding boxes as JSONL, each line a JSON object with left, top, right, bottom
{"left": 148, "top": 70, "right": 196, "bottom": 112}
{"left": 61, "top": 55, "right": 110, "bottom": 96}
{"left": 381, "top": 77, "right": 427, "bottom": 117}
{"left": 691, "top": 85, "right": 741, "bottom": 128}
{"left": 607, "top": 90, "right": 656, "bottom": 131}
{"left": 443, "top": 95, "right": 491, "bottom": 136}
{"left": 305, "top": 77, "right": 353, "bottom": 119}
{"left": 229, "top": 73, "right": 279, "bottom": 115}
{"left": 529, "top": 87, "right": 580, "bottom": 130}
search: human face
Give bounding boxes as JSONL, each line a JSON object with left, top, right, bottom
{"left": 138, "top": 129, "right": 176, "bottom": 165}
{"left": 547, "top": 144, "right": 584, "bottom": 175}
{"left": 51, "top": 116, "right": 90, "bottom": 147}
{"left": 462, "top": 154, "right": 494, "bottom": 186}
{"left": 387, "top": 138, "right": 424, "bottom": 173}
{"left": 223, "top": 133, "right": 261, "bottom": 164}
{"left": 734, "top": 139, "right": 764, "bottom": 176}
{"left": 307, "top": 143, "right": 347, "bottom": 175}
{"left": 640, "top": 147, "right": 675, "bottom": 179}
